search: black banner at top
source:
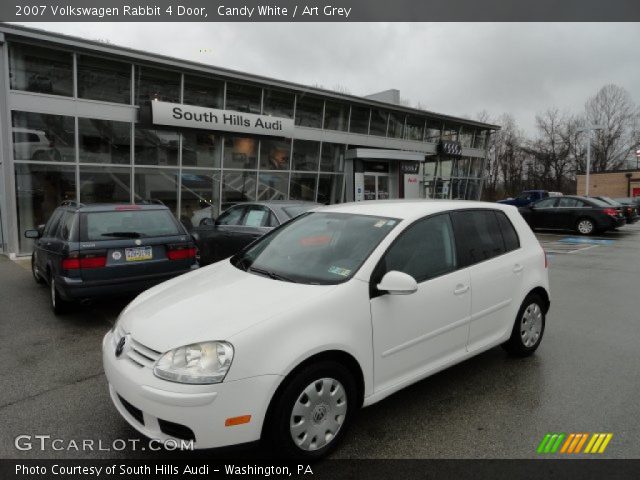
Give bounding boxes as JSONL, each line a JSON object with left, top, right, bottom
{"left": 3, "top": 0, "right": 640, "bottom": 22}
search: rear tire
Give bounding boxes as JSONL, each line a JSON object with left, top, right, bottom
{"left": 264, "top": 361, "right": 357, "bottom": 459}
{"left": 502, "top": 294, "right": 546, "bottom": 357}
{"left": 32, "top": 253, "right": 45, "bottom": 285}
{"left": 49, "top": 273, "right": 70, "bottom": 315}
{"left": 576, "top": 218, "right": 595, "bottom": 235}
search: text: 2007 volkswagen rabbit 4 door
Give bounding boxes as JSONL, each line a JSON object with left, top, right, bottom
{"left": 103, "top": 201, "right": 550, "bottom": 458}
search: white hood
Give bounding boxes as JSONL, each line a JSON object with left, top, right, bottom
{"left": 119, "top": 260, "right": 335, "bottom": 352}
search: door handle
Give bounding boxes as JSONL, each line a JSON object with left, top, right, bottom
{"left": 513, "top": 264, "right": 524, "bottom": 274}
{"left": 453, "top": 284, "right": 469, "bottom": 295}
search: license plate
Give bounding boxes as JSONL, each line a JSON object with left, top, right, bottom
{"left": 125, "top": 246, "right": 153, "bottom": 262}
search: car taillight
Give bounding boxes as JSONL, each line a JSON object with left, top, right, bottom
{"left": 167, "top": 245, "right": 197, "bottom": 261}
{"left": 62, "top": 251, "right": 107, "bottom": 270}
{"left": 603, "top": 208, "right": 618, "bottom": 217}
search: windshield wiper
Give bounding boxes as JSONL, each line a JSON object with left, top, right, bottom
{"left": 101, "top": 231, "right": 144, "bottom": 238}
{"left": 248, "top": 266, "right": 295, "bottom": 283}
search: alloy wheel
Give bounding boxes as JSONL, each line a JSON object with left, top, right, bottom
{"left": 289, "top": 377, "right": 347, "bottom": 451}
{"left": 577, "top": 219, "right": 594, "bottom": 234}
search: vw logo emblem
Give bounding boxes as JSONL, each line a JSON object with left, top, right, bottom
{"left": 312, "top": 404, "right": 329, "bottom": 424}
{"left": 115, "top": 336, "right": 126, "bottom": 357}
{"left": 135, "top": 239, "right": 142, "bottom": 246}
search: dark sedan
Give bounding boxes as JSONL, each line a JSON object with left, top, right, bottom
{"left": 191, "top": 201, "right": 320, "bottom": 265}
{"left": 594, "top": 196, "right": 639, "bottom": 224}
{"left": 519, "top": 195, "right": 626, "bottom": 235}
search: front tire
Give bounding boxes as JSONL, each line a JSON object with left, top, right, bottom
{"left": 503, "top": 294, "right": 546, "bottom": 357}
{"left": 264, "top": 361, "right": 357, "bottom": 459}
{"left": 576, "top": 218, "right": 595, "bottom": 235}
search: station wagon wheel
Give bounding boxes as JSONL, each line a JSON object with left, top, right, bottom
{"left": 576, "top": 218, "right": 595, "bottom": 235}
{"left": 31, "top": 253, "right": 45, "bottom": 285}
{"left": 49, "top": 273, "right": 69, "bottom": 315}
{"left": 503, "top": 293, "right": 546, "bottom": 357}
{"left": 265, "top": 360, "right": 357, "bottom": 459}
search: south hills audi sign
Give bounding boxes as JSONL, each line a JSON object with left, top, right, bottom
{"left": 151, "top": 101, "right": 295, "bottom": 136}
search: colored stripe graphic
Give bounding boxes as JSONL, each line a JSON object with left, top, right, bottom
{"left": 539, "top": 433, "right": 613, "bottom": 454}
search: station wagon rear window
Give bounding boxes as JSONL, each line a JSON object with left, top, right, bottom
{"left": 80, "top": 210, "right": 181, "bottom": 241}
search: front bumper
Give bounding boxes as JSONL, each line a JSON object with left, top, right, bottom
{"left": 102, "top": 330, "right": 282, "bottom": 449}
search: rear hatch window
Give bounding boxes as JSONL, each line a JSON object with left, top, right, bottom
{"left": 80, "top": 209, "right": 181, "bottom": 241}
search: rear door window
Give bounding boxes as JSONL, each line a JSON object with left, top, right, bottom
{"left": 495, "top": 211, "right": 520, "bottom": 252}
{"left": 243, "top": 206, "right": 270, "bottom": 227}
{"left": 80, "top": 209, "right": 181, "bottom": 241}
{"left": 535, "top": 198, "right": 557, "bottom": 208}
{"left": 451, "top": 210, "right": 506, "bottom": 267}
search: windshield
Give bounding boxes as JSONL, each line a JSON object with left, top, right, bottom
{"left": 232, "top": 212, "right": 400, "bottom": 285}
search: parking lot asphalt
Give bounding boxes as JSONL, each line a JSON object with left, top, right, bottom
{"left": 1, "top": 224, "right": 639, "bottom": 459}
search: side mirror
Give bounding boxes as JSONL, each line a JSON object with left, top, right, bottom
{"left": 376, "top": 271, "right": 418, "bottom": 295}
{"left": 199, "top": 217, "right": 215, "bottom": 226}
{"left": 25, "top": 229, "right": 41, "bottom": 239}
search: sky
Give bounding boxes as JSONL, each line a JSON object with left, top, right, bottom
{"left": 17, "top": 22, "right": 640, "bottom": 134}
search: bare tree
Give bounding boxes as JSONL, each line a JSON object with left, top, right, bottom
{"left": 584, "top": 84, "right": 639, "bottom": 172}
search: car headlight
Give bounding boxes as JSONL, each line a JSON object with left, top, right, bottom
{"left": 153, "top": 341, "right": 234, "bottom": 384}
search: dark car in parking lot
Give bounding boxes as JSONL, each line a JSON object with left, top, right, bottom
{"left": 25, "top": 201, "right": 197, "bottom": 313}
{"left": 191, "top": 201, "right": 319, "bottom": 266}
{"left": 518, "top": 195, "right": 626, "bottom": 235}
{"left": 594, "top": 196, "right": 639, "bottom": 224}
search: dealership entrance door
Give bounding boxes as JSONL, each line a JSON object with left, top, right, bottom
{"left": 363, "top": 173, "right": 390, "bottom": 200}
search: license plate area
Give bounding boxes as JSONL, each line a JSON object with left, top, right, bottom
{"left": 125, "top": 246, "right": 153, "bottom": 262}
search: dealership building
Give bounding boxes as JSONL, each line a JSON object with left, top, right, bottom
{"left": 0, "top": 23, "right": 497, "bottom": 257}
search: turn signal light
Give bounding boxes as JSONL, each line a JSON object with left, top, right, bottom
{"left": 225, "top": 415, "right": 251, "bottom": 427}
{"left": 167, "top": 245, "right": 197, "bottom": 260}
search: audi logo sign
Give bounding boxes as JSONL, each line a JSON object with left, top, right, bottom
{"left": 439, "top": 140, "right": 463, "bottom": 157}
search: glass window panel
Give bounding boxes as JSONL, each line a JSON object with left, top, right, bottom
{"left": 442, "top": 124, "right": 459, "bottom": 141}
{"left": 473, "top": 130, "right": 488, "bottom": 149}
{"left": 459, "top": 127, "right": 474, "bottom": 148}
{"left": 295, "top": 94, "right": 323, "bottom": 128}
{"left": 181, "top": 131, "right": 222, "bottom": 168}
{"left": 323, "top": 101, "right": 348, "bottom": 131}
{"left": 79, "top": 165, "right": 131, "bottom": 203}
{"left": 134, "top": 66, "right": 180, "bottom": 106}
{"left": 425, "top": 120, "right": 442, "bottom": 143}
{"left": 423, "top": 160, "right": 437, "bottom": 181}
{"left": 180, "top": 169, "right": 221, "bottom": 228}
{"left": 439, "top": 159, "right": 453, "bottom": 179}
{"left": 135, "top": 128, "right": 179, "bottom": 166}
{"left": 9, "top": 43, "right": 73, "bottom": 96}
{"left": 183, "top": 74, "right": 224, "bottom": 108}
{"left": 15, "top": 163, "right": 76, "bottom": 253}
{"left": 405, "top": 116, "right": 424, "bottom": 141}
{"left": 260, "top": 138, "right": 291, "bottom": 170}
{"left": 225, "top": 82, "right": 261, "bottom": 114}
{"left": 12, "top": 111, "right": 75, "bottom": 162}
{"left": 222, "top": 171, "right": 257, "bottom": 208}
{"left": 292, "top": 140, "right": 320, "bottom": 171}
{"left": 349, "top": 106, "right": 370, "bottom": 135}
{"left": 317, "top": 174, "right": 344, "bottom": 204}
{"left": 388, "top": 113, "right": 405, "bottom": 139}
{"left": 369, "top": 109, "right": 388, "bottom": 136}
{"left": 133, "top": 167, "right": 179, "bottom": 214}
{"left": 289, "top": 173, "right": 317, "bottom": 201}
{"left": 77, "top": 55, "right": 131, "bottom": 104}
{"left": 79, "top": 118, "right": 131, "bottom": 164}
{"left": 223, "top": 136, "right": 258, "bottom": 169}
{"left": 469, "top": 158, "right": 484, "bottom": 178}
{"left": 320, "top": 143, "right": 345, "bottom": 172}
{"left": 258, "top": 172, "right": 289, "bottom": 201}
{"left": 263, "top": 89, "right": 294, "bottom": 119}
{"left": 465, "top": 179, "right": 482, "bottom": 200}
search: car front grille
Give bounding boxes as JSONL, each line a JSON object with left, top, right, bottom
{"left": 114, "top": 326, "right": 162, "bottom": 368}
